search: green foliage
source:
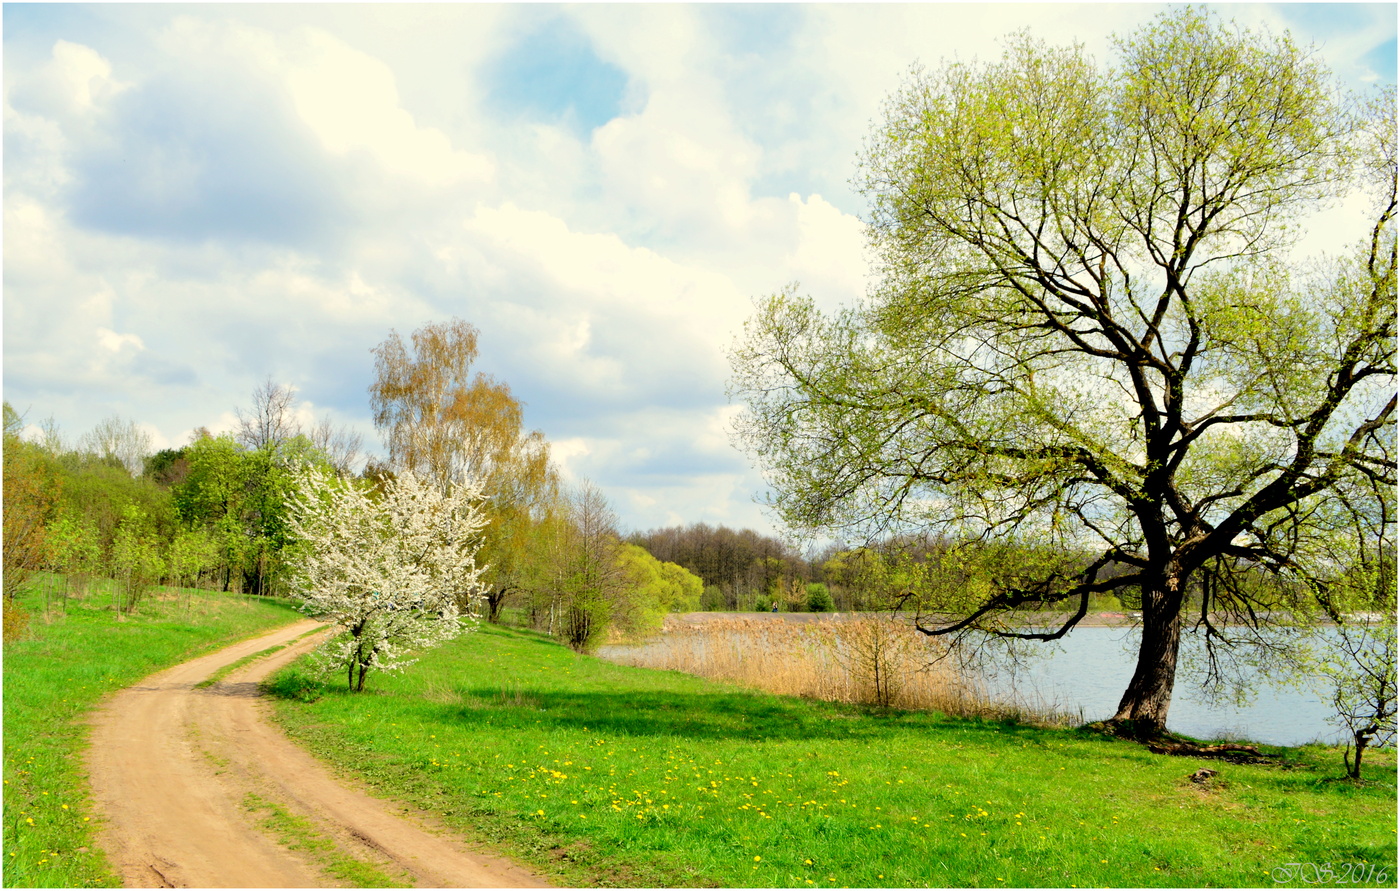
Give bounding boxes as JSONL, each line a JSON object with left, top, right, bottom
{"left": 1087, "top": 594, "right": 1124, "bottom": 613}
{"left": 266, "top": 624, "right": 1398, "bottom": 889}
{"left": 699, "top": 585, "right": 726, "bottom": 611}
{"left": 526, "top": 484, "right": 702, "bottom": 651}
{"left": 52, "top": 454, "right": 176, "bottom": 575}
{"left": 614, "top": 543, "right": 705, "bottom": 634}
{"left": 627, "top": 523, "right": 813, "bottom": 610}
{"left": 167, "top": 528, "right": 219, "bottom": 591}
{"left": 110, "top": 504, "right": 166, "bottom": 615}
{"left": 805, "top": 583, "right": 834, "bottom": 613}
{"left": 174, "top": 433, "right": 332, "bottom": 595}
{"left": 142, "top": 447, "right": 190, "bottom": 487}
{"left": 2, "top": 413, "right": 63, "bottom": 607}
{"left": 821, "top": 547, "right": 896, "bottom": 611}
{"left": 46, "top": 515, "right": 103, "bottom": 581}
{"left": 263, "top": 668, "right": 326, "bottom": 703}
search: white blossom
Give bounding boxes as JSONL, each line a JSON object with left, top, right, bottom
{"left": 286, "top": 465, "right": 490, "bottom": 690}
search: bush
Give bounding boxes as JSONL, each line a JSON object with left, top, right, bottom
{"left": 3, "top": 595, "right": 30, "bottom": 642}
{"left": 1088, "top": 593, "right": 1124, "bottom": 612}
{"left": 754, "top": 596, "right": 773, "bottom": 613}
{"left": 263, "top": 667, "right": 325, "bottom": 703}
{"left": 807, "top": 583, "right": 835, "bottom": 612}
{"left": 700, "top": 585, "right": 726, "bottom": 611}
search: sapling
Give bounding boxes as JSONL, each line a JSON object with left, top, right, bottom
{"left": 1310, "top": 616, "right": 1398, "bottom": 780}
{"left": 286, "top": 466, "right": 489, "bottom": 691}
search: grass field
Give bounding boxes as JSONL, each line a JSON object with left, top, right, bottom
{"left": 268, "top": 623, "right": 1398, "bottom": 888}
{"left": 2, "top": 578, "right": 303, "bottom": 888}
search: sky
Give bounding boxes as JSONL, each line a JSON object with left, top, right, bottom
{"left": 3, "top": 2, "right": 1396, "bottom": 541}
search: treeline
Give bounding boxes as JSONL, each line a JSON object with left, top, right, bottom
{"left": 627, "top": 523, "right": 812, "bottom": 611}
{"left": 625, "top": 523, "right": 924, "bottom": 613}
{"left": 623, "top": 525, "right": 1196, "bottom": 615}
{"left": 2, "top": 318, "right": 705, "bottom": 654}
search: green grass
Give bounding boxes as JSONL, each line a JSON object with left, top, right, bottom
{"left": 267, "top": 624, "right": 1398, "bottom": 888}
{"left": 2, "top": 577, "right": 304, "bottom": 888}
{"left": 241, "top": 792, "right": 410, "bottom": 887}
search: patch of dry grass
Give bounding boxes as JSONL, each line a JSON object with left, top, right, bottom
{"left": 602, "top": 614, "right": 1077, "bottom": 724}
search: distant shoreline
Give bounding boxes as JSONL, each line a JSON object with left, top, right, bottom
{"left": 667, "top": 610, "right": 1147, "bottom": 628}
{"left": 666, "top": 610, "right": 1373, "bottom": 630}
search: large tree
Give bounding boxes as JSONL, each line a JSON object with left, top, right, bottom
{"left": 730, "top": 9, "right": 1395, "bottom": 735}
{"left": 370, "top": 319, "right": 547, "bottom": 492}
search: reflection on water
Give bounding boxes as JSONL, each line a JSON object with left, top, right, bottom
{"left": 988, "top": 626, "right": 1342, "bottom": 747}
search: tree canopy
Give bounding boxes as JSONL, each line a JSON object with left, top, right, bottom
{"left": 730, "top": 8, "right": 1396, "bottom": 734}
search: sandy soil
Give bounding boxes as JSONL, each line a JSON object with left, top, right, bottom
{"left": 86, "top": 619, "right": 549, "bottom": 888}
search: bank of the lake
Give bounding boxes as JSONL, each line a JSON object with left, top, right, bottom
{"left": 266, "top": 623, "right": 1398, "bottom": 889}
{"left": 600, "top": 613, "right": 1361, "bottom": 747}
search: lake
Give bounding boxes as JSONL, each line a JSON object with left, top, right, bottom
{"left": 981, "top": 625, "right": 1343, "bottom": 747}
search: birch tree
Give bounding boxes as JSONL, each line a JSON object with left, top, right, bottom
{"left": 730, "top": 8, "right": 1396, "bottom": 736}
{"left": 286, "top": 466, "right": 490, "bottom": 692}
{"left": 369, "top": 318, "right": 558, "bottom": 619}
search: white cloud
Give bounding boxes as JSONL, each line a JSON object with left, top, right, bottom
{"left": 550, "top": 437, "right": 595, "bottom": 484}
{"left": 148, "top": 17, "right": 493, "bottom": 192}
{"left": 784, "top": 193, "right": 870, "bottom": 305}
{"left": 49, "top": 40, "right": 126, "bottom": 109}
{"left": 460, "top": 201, "right": 751, "bottom": 403}
{"left": 284, "top": 29, "right": 495, "bottom": 187}
{"left": 96, "top": 327, "right": 145, "bottom": 353}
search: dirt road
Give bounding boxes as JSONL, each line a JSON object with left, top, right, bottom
{"left": 86, "top": 619, "right": 548, "bottom": 888}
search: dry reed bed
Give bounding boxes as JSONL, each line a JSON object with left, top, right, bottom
{"left": 602, "top": 614, "right": 1076, "bottom": 724}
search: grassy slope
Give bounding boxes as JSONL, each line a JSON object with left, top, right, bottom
{"left": 2, "top": 580, "right": 303, "bottom": 888}
{"left": 268, "top": 624, "right": 1398, "bottom": 889}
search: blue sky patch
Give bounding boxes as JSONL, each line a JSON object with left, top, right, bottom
{"left": 482, "top": 16, "right": 629, "bottom": 134}
{"left": 702, "top": 3, "right": 802, "bottom": 59}
{"left": 1362, "top": 36, "right": 1397, "bottom": 84}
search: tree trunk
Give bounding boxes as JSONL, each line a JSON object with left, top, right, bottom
{"left": 1112, "top": 576, "right": 1186, "bottom": 735}
{"left": 485, "top": 587, "right": 508, "bottom": 623}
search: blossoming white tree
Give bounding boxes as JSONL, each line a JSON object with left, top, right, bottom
{"left": 286, "top": 466, "right": 489, "bottom": 691}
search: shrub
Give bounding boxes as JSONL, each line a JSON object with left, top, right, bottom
{"left": 700, "top": 585, "right": 726, "bottom": 611}
{"left": 806, "top": 583, "right": 835, "bottom": 612}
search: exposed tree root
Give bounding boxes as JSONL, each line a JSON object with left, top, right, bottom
{"left": 1085, "top": 719, "right": 1281, "bottom": 764}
